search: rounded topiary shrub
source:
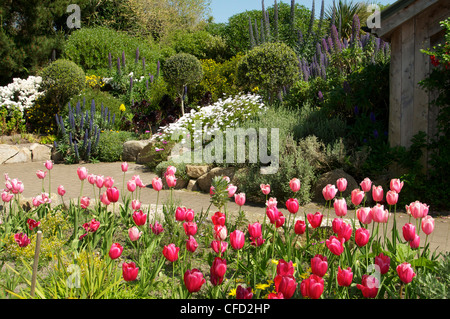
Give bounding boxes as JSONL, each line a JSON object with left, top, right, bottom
{"left": 40, "top": 59, "right": 86, "bottom": 109}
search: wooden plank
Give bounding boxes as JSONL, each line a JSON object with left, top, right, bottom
{"left": 400, "top": 19, "right": 415, "bottom": 148}
{"left": 425, "top": 1, "right": 450, "bottom": 38}
{"left": 389, "top": 29, "right": 403, "bottom": 148}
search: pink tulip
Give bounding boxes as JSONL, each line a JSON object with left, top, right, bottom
{"left": 100, "top": 192, "right": 110, "bottom": 206}
{"left": 210, "top": 257, "right": 227, "bottom": 282}
{"left": 311, "top": 254, "right": 328, "bottom": 277}
{"left": 106, "top": 187, "right": 120, "bottom": 203}
{"left": 260, "top": 184, "right": 271, "bottom": 195}
{"left": 109, "top": 243, "right": 123, "bottom": 259}
{"left": 406, "top": 201, "right": 429, "bottom": 219}
{"left": 152, "top": 177, "right": 163, "bottom": 191}
{"left": 128, "top": 226, "right": 142, "bottom": 241}
{"left": 322, "top": 184, "right": 338, "bottom": 201}
{"left": 386, "top": 190, "right": 398, "bottom": 206}
{"left": 27, "top": 218, "right": 41, "bottom": 230}
{"left": 234, "top": 193, "right": 246, "bottom": 206}
{"left": 355, "top": 227, "right": 370, "bottom": 247}
{"left": 390, "top": 178, "right": 404, "bottom": 193}
{"left": 230, "top": 230, "right": 245, "bottom": 250}
{"left": 2, "top": 191, "right": 13, "bottom": 202}
{"left": 337, "top": 267, "right": 353, "bottom": 287}
{"left": 57, "top": 185, "right": 66, "bottom": 197}
{"left": 421, "top": 215, "right": 435, "bottom": 235}
{"left": 326, "top": 235, "right": 345, "bottom": 256}
{"left": 175, "top": 207, "right": 187, "bottom": 221}
{"left": 186, "top": 235, "right": 198, "bottom": 253}
{"left": 332, "top": 217, "right": 344, "bottom": 234}
{"left": 307, "top": 212, "right": 323, "bottom": 229}
{"left": 82, "top": 219, "right": 100, "bottom": 233}
{"left": 80, "top": 196, "right": 90, "bottom": 209}
{"left": 286, "top": 198, "right": 299, "bottom": 214}
{"left": 211, "top": 240, "right": 228, "bottom": 254}
{"left": 360, "top": 178, "right": 372, "bottom": 193}
{"left": 163, "top": 244, "right": 180, "bottom": 262}
{"left": 14, "top": 233, "right": 30, "bottom": 247}
{"left": 214, "top": 225, "right": 227, "bottom": 241}
{"left": 372, "top": 185, "right": 384, "bottom": 202}
{"left": 227, "top": 184, "right": 237, "bottom": 198}
{"left": 131, "top": 200, "right": 141, "bottom": 210}
{"left": 166, "top": 165, "right": 177, "bottom": 175}
{"left": 371, "top": 204, "right": 389, "bottom": 223}
{"left": 248, "top": 222, "right": 262, "bottom": 239}
{"left": 337, "top": 222, "right": 352, "bottom": 242}
{"left": 294, "top": 220, "right": 306, "bottom": 235}
{"left": 95, "top": 175, "right": 105, "bottom": 188}
{"left": 184, "top": 269, "right": 206, "bottom": 293}
{"left": 357, "top": 275, "right": 379, "bottom": 298}
{"left": 211, "top": 211, "right": 226, "bottom": 226}
{"left": 121, "top": 162, "right": 128, "bottom": 172}
{"left": 77, "top": 167, "right": 88, "bottom": 180}
{"left": 265, "top": 197, "right": 277, "bottom": 208}
{"left": 336, "top": 178, "right": 347, "bottom": 192}
{"left": 87, "top": 174, "right": 97, "bottom": 185}
{"left": 276, "top": 260, "right": 295, "bottom": 277}
{"left": 396, "top": 262, "right": 416, "bottom": 284}
{"left": 132, "top": 175, "right": 145, "bottom": 188}
{"left": 357, "top": 207, "right": 373, "bottom": 225}
{"left": 44, "top": 160, "right": 53, "bottom": 170}
{"left": 409, "top": 234, "right": 420, "bottom": 249}
{"left": 104, "top": 176, "right": 114, "bottom": 188}
{"left": 165, "top": 174, "right": 177, "bottom": 188}
{"left": 250, "top": 236, "right": 265, "bottom": 247}
{"left": 7, "top": 178, "right": 24, "bottom": 194}
{"left": 122, "top": 262, "right": 139, "bottom": 282}
{"left": 151, "top": 221, "right": 164, "bottom": 235}
{"left": 374, "top": 253, "right": 390, "bottom": 275}
{"left": 351, "top": 189, "right": 365, "bottom": 206}
{"left": 289, "top": 178, "right": 301, "bottom": 192}
{"left": 36, "top": 170, "right": 47, "bottom": 179}
{"left": 402, "top": 223, "right": 416, "bottom": 242}
{"left": 183, "top": 222, "right": 198, "bottom": 236}
{"left": 127, "top": 180, "right": 136, "bottom": 192}
{"left": 132, "top": 210, "right": 147, "bottom": 226}
{"left": 333, "top": 198, "right": 347, "bottom": 217}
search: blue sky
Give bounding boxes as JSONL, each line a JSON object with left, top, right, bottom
{"left": 209, "top": 0, "right": 395, "bottom": 24}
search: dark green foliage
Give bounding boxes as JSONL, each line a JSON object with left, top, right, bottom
{"left": 95, "top": 130, "right": 136, "bottom": 162}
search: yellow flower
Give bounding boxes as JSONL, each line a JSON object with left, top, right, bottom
{"left": 228, "top": 288, "right": 236, "bottom": 297}
{"left": 119, "top": 104, "right": 126, "bottom": 112}
{"left": 255, "top": 283, "right": 270, "bottom": 290}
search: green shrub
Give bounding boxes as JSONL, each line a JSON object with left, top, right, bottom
{"left": 39, "top": 59, "right": 86, "bottom": 109}
{"left": 24, "top": 95, "right": 59, "bottom": 135}
{"left": 0, "top": 106, "right": 26, "bottom": 135}
{"left": 154, "top": 159, "right": 189, "bottom": 181}
{"left": 95, "top": 130, "right": 136, "bottom": 162}
{"left": 67, "top": 87, "right": 125, "bottom": 119}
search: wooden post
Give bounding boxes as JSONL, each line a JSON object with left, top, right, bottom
{"left": 30, "top": 231, "right": 43, "bottom": 298}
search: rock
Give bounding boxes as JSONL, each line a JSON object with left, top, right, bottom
{"left": 0, "top": 144, "right": 19, "bottom": 164}
{"left": 186, "top": 179, "right": 199, "bottom": 192}
{"left": 196, "top": 166, "right": 235, "bottom": 193}
{"left": 4, "top": 148, "right": 31, "bottom": 164}
{"left": 313, "top": 169, "right": 358, "bottom": 204}
{"left": 123, "top": 140, "right": 149, "bottom": 162}
{"left": 29, "top": 143, "right": 52, "bottom": 162}
{"left": 135, "top": 141, "right": 155, "bottom": 164}
{"left": 186, "top": 165, "right": 209, "bottom": 179}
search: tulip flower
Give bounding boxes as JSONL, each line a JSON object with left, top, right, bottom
{"left": 166, "top": 174, "right": 177, "bottom": 188}
{"left": 132, "top": 210, "right": 147, "bottom": 226}
{"left": 227, "top": 184, "right": 237, "bottom": 198}
{"left": 82, "top": 219, "right": 100, "bottom": 233}
{"left": 274, "top": 275, "right": 297, "bottom": 299}
{"left": 214, "top": 225, "right": 227, "bottom": 241}
{"left": 286, "top": 198, "right": 299, "bottom": 214}
{"left": 357, "top": 207, "right": 373, "bottom": 225}
{"left": 337, "top": 267, "right": 353, "bottom": 287}
{"left": 166, "top": 165, "right": 177, "bottom": 175}
{"left": 7, "top": 178, "right": 24, "bottom": 194}
{"left": 260, "top": 184, "right": 271, "bottom": 195}
{"left": 326, "top": 235, "right": 345, "bottom": 256}
{"left": 402, "top": 223, "right": 416, "bottom": 242}
{"left": 289, "top": 178, "right": 301, "bottom": 192}
{"left": 372, "top": 185, "right": 384, "bottom": 202}
{"left": 27, "top": 219, "right": 41, "bottom": 230}
{"left": 151, "top": 221, "right": 164, "bottom": 235}
{"left": 152, "top": 177, "right": 163, "bottom": 191}
{"left": 421, "top": 215, "right": 435, "bottom": 235}
{"left": 337, "top": 222, "right": 352, "bottom": 243}
{"left": 307, "top": 212, "right": 323, "bottom": 229}
{"left": 87, "top": 174, "right": 97, "bottom": 185}
{"left": 127, "top": 180, "right": 136, "bottom": 192}
{"left": 248, "top": 222, "right": 262, "bottom": 239}
{"left": 121, "top": 162, "right": 128, "bottom": 172}
{"left": 106, "top": 187, "right": 120, "bottom": 203}
{"left": 230, "top": 230, "right": 245, "bottom": 250}
{"left": 128, "top": 226, "right": 143, "bottom": 241}
{"left": 236, "top": 285, "right": 253, "bottom": 299}
{"left": 301, "top": 274, "right": 324, "bottom": 299}
{"left": 374, "top": 253, "right": 390, "bottom": 275}
{"left": 133, "top": 175, "right": 145, "bottom": 188}
{"left": 57, "top": 185, "right": 66, "bottom": 197}
{"left": 351, "top": 189, "right": 365, "bottom": 206}
{"left": 294, "top": 220, "right": 306, "bottom": 235}
{"left": 211, "top": 211, "right": 226, "bottom": 226}
{"left": 184, "top": 269, "right": 206, "bottom": 293}
{"left": 409, "top": 234, "right": 420, "bottom": 249}
{"left": 100, "top": 192, "right": 110, "bottom": 206}
{"left": 1, "top": 191, "right": 13, "bottom": 202}
{"left": 386, "top": 190, "right": 398, "bottom": 206}
{"left": 390, "top": 178, "right": 404, "bottom": 193}
{"left": 184, "top": 209, "right": 195, "bottom": 222}
{"left": 14, "top": 233, "right": 30, "bottom": 247}
{"left": 396, "top": 262, "right": 416, "bottom": 284}
{"left": 336, "top": 178, "right": 347, "bottom": 192}
{"left": 266, "top": 197, "right": 278, "bottom": 208}
{"left": 371, "top": 204, "right": 389, "bottom": 223}
{"left": 360, "top": 178, "right": 372, "bottom": 193}
{"left": 267, "top": 292, "right": 285, "bottom": 299}
{"left": 122, "top": 262, "right": 139, "bottom": 281}
{"left": 131, "top": 200, "right": 141, "bottom": 210}
{"left": 250, "top": 236, "right": 265, "bottom": 247}
{"left": 357, "top": 274, "right": 379, "bottom": 298}
{"left": 44, "top": 160, "right": 53, "bottom": 170}
{"left": 109, "top": 243, "right": 124, "bottom": 259}
{"left": 183, "top": 222, "right": 198, "bottom": 236}
{"left": 80, "top": 196, "right": 90, "bottom": 209}
{"left": 186, "top": 235, "right": 198, "bottom": 253}
{"left": 311, "top": 254, "right": 328, "bottom": 277}
{"left": 163, "top": 244, "right": 180, "bottom": 262}
{"left": 266, "top": 206, "right": 280, "bottom": 224}
{"left": 276, "top": 259, "right": 295, "bottom": 277}
{"left": 234, "top": 193, "right": 246, "bottom": 206}
{"left": 406, "top": 201, "right": 429, "bottom": 219}
{"left": 104, "top": 176, "right": 114, "bottom": 188}
{"left": 332, "top": 218, "right": 344, "bottom": 234}
{"left": 95, "top": 175, "right": 105, "bottom": 189}
{"left": 333, "top": 198, "right": 347, "bottom": 217}
{"left": 36, "top": 170, "right": 47, "bottom": 180}
{"left": 77, "top": 167, "right": 88, "bottom": 180}
{"left": 322, "top": 184, "right": 338, "bottom": 201}
{"left": 355, "top": 227, "right": 370, "bottom": 247}
{"left": 210, "top": 257, "right": 227, "bottom": 279}
{"left": 175, "top": 206, "right": 187, "bottom": 221}
{"left": 211, "top": 240, "right": 228, "bottom": 254}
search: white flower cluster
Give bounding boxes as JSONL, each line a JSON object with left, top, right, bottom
{"left": 152, "top": 93, "right": 266, "bottom": 144}
{"left": 0, "top": 76, "right": 45, "bottom": 113}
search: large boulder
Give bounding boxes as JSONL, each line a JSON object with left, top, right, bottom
{"left": 196, "top": 166, "right": 235, "bottom": 193}
{"left": 4, "top": 147, "right": 31, "bottom": 164}
{"left": 0, "top": 144, "right": 19, "bottom": 164}
{"left": 185, "top": 165, "right": 209, "bottom": 179}
{"left": 123, "top": 140, "right": 150, "bottom": 162}
{"left": 313, "top": 169, "right": 359, "bottom": 204}
{"left": 135, "top": 141, "right": 155, "bottom": 164}
{"left": 30, "top": 143, "right": 52, "bottom": 162}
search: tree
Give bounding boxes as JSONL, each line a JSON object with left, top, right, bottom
{"left": 237, "top": 42, "right": 299, "bottom": 101}
{"left": 162, "top": 53, "right": 203, "bottom": 115}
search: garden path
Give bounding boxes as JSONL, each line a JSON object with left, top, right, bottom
{"left": 1, "top": 161, "right": 448, "bottom": 255}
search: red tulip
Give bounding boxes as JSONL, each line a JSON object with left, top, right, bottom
{"left": 234, "top": 193, "right": 246, "bottom": 206}
{"left": 396, "top": 262, "right": 416, "bottom": 284}
{"left": 267, "top": 292, "right": 284, "bottom": 299}
{"left": 337, "top": 267, "right": 353, "bottom": 287}
{"left": 211, "top": 211, "right": 226, "bottom": 226}
{"left": 236, "top": 285, "right": 253, "bottom": 299}
{"left": 374, "top": 253, "right": 390, "bottom": 275}
{"left": 402, "top": 223, "right": 416, "bottom": 242}
{"left": 274, "top": 275, "right": 297, "bottom": 299}
{"left": 286, "top": 198, "right": 299, "bottom": 214}
{"left": 326, "top": 235, "right": 345, "bottom": 256}
{"left": 211, "top": 240, "right": 228, "bottom": 254}
{"left": 109, "top": 243, "right": 124, "bottom": 259}
{"left": 332, "top": 217, "right": 344, "bottom": 234}
{"left": 186, "top": 235, "right": 198, "bottom": 253}
{"left": 307, "top": 212, "right": 323, "bottom": 229}
{"left": 421, "top": 215, "right": 435, "bottom": 235}
{"left": 356, "top": 207, "right": 373, "bottom": 225}
{"left": 322, "top": 184, "right": 338, "bottom": 201}
{"left": 230, "top": 230, "right": 245, "bottom": 250}
{"left": 333, "top": 198, "right": 347, "bottom": 217}
{"left": 294, "top": 220, "right": 306, "bottom": 235}
{"left": 289, "top": 178, "right": 301, "bottom": 192}
{"left": 311, "top": 254, "right": 328, "bottom": 277}
{"left": 210, "top": 257, "right": 227, "bottom": 278}
{"left": 355, "top": 227, "right": 370, "bottom": 247}
{"left": 357, "top": 274, "right": 379, "bottom": 298}
{"left": 351, "top": 189, "right": 365, "bottom": 206}
{"left": 360, "top": 178, "right": 372, "bottom": 193}
{"left": 14, "top": 233, "right": 30, "bottom": 247}
{"left": 132, "top": 210, "right": 147, "bottom": 226}
{"left": 175, "top": 207, "right": 187, "bottom": 221}
{"left": 152, "top": 177, "right": 163, "bottom": 191}
{"left": 106, "top": 187, "right": 120, "bottom": 203}
{"left": 250, "top": 236, "right": 265, "bottom": 247}
{"left": 122, "top": 262, "right": 139, "bottom": 281}
{"left": 77, "top": 167, "right": 88, "bottom": 180}
{"left": 184, "top": 209, "right": 195, "bottom": 222}
{"left": 276, "top": 259, "right": 295, "bottom": 277}
{"left": 260, "top": 184, "right": 271, "bottom": 195}
{"left": 390, "top": 178, "right": 404, "bottom": 193}
{"left": 183, "top": 222, "right": 198, "bottom": 236}
{"left": 409, "top": 234, "right": 420, "bottom": 249}
{"left": 27, "top": 219, "right": 41, "bottom": 230}
{"left": 372, "top": 185, "right": 384, "bottom": 202}
{"left": 301, "top": 274, "right": 324, "bottom": 299}
{"left": 82, "top": 219, "right": 100, "bottom": 233}
{"left": 248, "top": 222, "right": 262, "bottom": 239}
{"left": 337, "top": 222, "right": 352, "bottom": 243}
{"left": 336, "top": 178, "right": 347, "bottom": 192}
{"left": 184, "top": 269, "right": 206, "bottom": 293}
{"left": 151, "top": 221, "right": 164, "bottom": 236}
{"left": 163, "top": 244, "right": 180, "bottom": 262}
{"left": 386, "top": 190, "right": 398, "bottom": 206}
